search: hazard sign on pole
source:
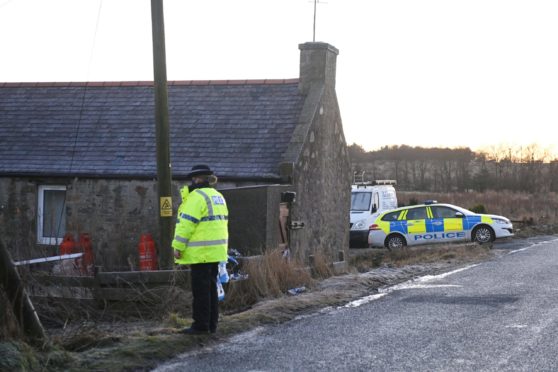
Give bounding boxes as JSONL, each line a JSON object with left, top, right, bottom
{"left": 160, "top": 197, "right": 173, "bottom": 217}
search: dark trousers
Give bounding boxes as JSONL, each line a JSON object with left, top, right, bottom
{"left": 190, "top": 263, "right": 219, "bottom": 332}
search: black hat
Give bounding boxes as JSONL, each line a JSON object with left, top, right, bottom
{"left": 187, "top": 164, "right": 214, "bottom": 178}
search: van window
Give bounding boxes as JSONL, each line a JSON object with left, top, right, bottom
{"left": 373, "top": 193, "right": 380, "bottom": 212}
{"left": 351, "top": 192, "right": 371, "bottom": 211}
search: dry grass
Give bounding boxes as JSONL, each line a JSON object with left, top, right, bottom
{"left": 0, "top": 288, "right": 21, "bottom": 341}
{"left": 0, "top": 341, "right": 43, "bottom": 371}
{"left": 223, "top": 248, "right": 313, "bottom": 312}
{"left": 384, "top": 243, "right": 492, "bottom": 267}
{"left": 310, "top": 251, "right": 334, "bottom": 279}
{"left": 163, "top": 312, "right": 189, "bottom": 328}
{"left": 349, "top": 251, "right": 386, "bottom": 273}
{"left": 350, "top": 243, "right": 492, "bottom": 272}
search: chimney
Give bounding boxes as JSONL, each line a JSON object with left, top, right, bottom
{"left": 298, "top": 42, "right": 339, "bottom": 95}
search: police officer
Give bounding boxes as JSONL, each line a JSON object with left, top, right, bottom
{"left": 172, "top": 165, "right": 228, "bottom": 334}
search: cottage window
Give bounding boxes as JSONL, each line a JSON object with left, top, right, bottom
{"left": 37, "top": 185, "right": 66, "bottom": 245}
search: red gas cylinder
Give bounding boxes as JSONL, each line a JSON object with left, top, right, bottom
{"left": 59, "top": 233, "right": 75, "bottom": 255}
{"left": 138, "top": 234, "right": 158, "bottom": 271}
{"left": 79, "top": 233, "right": 94, "bottom": 273}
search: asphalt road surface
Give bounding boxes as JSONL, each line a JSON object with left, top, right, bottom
{"left": 156, "top": 237, "right": 558, "bottom": 372}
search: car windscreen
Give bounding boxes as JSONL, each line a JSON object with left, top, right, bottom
{"left": 351, "top": 192, "right": 372, "bottom": 211}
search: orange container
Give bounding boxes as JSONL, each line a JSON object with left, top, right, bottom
{"left": 60, "top": 233, "right": 75, "bottom": 255}
{"left": 138, "top": 234, "right": 158, "bottom": 271}
{"left": 80, "top": 233, "right": 94, "bottom": 268}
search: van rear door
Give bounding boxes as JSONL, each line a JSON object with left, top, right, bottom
{"left": 380, "top": 188, "right": 397, "bottom": 211}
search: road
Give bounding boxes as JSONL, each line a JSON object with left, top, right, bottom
{"left": 156, "top": 237, "right": 558, "bottom": 372}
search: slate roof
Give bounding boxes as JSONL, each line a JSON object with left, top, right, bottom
{"left": 0, "top": 80, "right": 303, "bottom": 180}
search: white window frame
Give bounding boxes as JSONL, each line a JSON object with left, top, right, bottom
{"left": 37, "top": 185, "right": 67, "bottom": 245}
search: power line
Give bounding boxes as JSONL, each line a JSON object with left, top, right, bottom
{"left": 68, "top": 0, "right": 103, "bottom": 174}
{"left": 54, "top": 0, "right": 104, "bottom": 246}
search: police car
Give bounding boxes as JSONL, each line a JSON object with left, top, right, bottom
{"left": 368, "top": 202, "right": 514, "bottom": 250}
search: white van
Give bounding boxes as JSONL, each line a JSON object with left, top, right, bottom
{"left": 350, "top": 180, "right": 398, "bottom": 247}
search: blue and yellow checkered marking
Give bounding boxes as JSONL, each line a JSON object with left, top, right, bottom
{"left": 389, "top": 221, "right": 407, "bottom": 234}
{"left": 381, "top": 211, "right": 488, "bottom": 236}
{"left": 427, "top": 218, "right": 445, "bottom": 233}
{"left": 463, "top": 215, "right": 481, "bottom": 230}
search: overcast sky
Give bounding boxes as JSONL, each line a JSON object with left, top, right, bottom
{"left": 1, "top": 0, "right": 557, "bottom": 155}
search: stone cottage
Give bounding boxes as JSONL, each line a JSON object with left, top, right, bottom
{"left": 0, "top": 42, "right": 351, "bottom": 271}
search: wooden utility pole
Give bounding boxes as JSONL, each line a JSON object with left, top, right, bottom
{"left": 150, "top": 0, "right": 173, "bottom": 269}
{"left": 0, "top": 240, "right": 47, "bottom": 343}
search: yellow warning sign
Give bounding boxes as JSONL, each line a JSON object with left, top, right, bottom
{"left": 160, "top": 197, "right": 173, "bottom": 217}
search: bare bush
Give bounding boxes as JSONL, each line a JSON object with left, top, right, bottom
{"left": 0, "top": 288, "right": 21, "bottom": 341}
{"left": 223, "top": 249, "right": 313, "bottom": 311}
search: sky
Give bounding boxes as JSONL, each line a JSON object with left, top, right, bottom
{"left": 1, "top": 0, "right": 557, "bottom": 155}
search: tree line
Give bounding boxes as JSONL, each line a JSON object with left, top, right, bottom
{"left": 349, "top": 144, "right": 558, "bottom": 193}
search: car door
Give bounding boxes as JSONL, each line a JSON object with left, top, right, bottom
{"left": 404, "top": 207, "right": 428, "bottom": 245}
{"left": 429, "top": 205, "right": 467, "bottom": 242}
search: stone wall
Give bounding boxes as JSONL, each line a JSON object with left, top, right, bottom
{"left": 0, "top": 177, "right": 164, "bottom": 271}
{"left": 0, "top": 178, "right": 37, "bottom": 261}
{"left": 0, "top": 177, "right": 296, "bottom": 270}
{"left": 288, "top": 89, "right": 351, "bottom": 263}
{"left": 281, "top": 42, "right": 352, "bottom": 263}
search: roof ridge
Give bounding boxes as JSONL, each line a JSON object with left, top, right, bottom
{"left": 0, "top": 79, "right": 299, "bottom": 88}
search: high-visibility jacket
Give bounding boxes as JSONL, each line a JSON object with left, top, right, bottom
{"left": 172, "top": 186, "right": 228, "bottom": 265}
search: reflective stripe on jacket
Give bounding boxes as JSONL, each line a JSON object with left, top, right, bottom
{"left": 172, "top": 187, "right": 228, "bottom": 264}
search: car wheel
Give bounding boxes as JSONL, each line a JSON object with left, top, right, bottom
{"left": 472, "top": 225, "right": 494, "bottom": 244}
{"left": 385, "top": 234, "right": 406, "bottom": 250}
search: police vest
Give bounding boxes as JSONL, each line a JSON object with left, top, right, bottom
{"left": 172, "top": 187, "right": 228, "bottom": 265}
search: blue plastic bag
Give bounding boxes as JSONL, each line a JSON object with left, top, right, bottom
{"left": 218, "top": 261, "right": 229, "bottom": 284}
{"left": 217, "top": 281, "right": 225, "bottom": 301}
